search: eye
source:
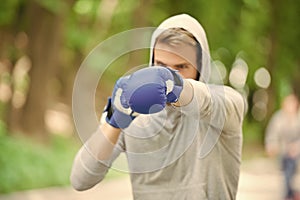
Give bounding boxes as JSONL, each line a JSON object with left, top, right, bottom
{"left": 175, "top": 64, "right": 188, "bottom": 70}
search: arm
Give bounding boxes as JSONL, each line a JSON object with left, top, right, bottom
{"left": 70, "top": 76, "right": 132, "bottom": 191}
{"left": 71, "top": 66, "right": 182, "bottom": 190}
{"left": 170, "top": 79, "right": 245, "bottom": 159}
{"left": 174, "top": 79, "right": 245, "bottom": 132}
{"left": 70, "top": 122, "right": 122, "bottom": 191}
{"left": 172, "top": 79, "right": 194, "bottom": 107}
{"left": 264, "top": 112, "right": 281, "bottom": 157}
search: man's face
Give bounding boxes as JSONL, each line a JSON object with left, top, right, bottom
{"left": 153, "top": 43, "right": 198, "bottom": 80}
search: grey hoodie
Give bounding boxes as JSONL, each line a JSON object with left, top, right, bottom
{"left": 70, "top": 14, "right": 245, "bottom": 200}
{"left": 150, "top": 14, "right": 211, "bottom": 83}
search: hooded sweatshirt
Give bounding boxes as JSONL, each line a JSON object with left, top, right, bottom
{"left": 149, "top": 14, "right": 211, "bottom": 83}
{"left": 70, "top": 14, "right": 245, "bottom": 200}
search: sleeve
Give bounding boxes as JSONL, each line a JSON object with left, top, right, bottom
{"left": 171, "top": 80, "right": 245, "bottom": 159}
{"left": 176, "top": 79, "right": 245, "bottom": 134}
{"left": 70, "top": 127, "right": 124, "bottom": 191}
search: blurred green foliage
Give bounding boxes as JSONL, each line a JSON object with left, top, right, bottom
{"left": 0, "top": 0, "right": 20, "bottom": 26}
{"left": 0, "top": 122, "right": 126, "bottom": 194}
{"left": 0, "top": 130, "right": 78, "bottom": 193}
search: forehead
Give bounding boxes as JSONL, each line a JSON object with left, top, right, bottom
{"left": 154, "top": 43, "right": 197, "bottom": 66}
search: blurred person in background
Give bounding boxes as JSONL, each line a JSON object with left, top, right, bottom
{"left": 265, "top": 94, "right": 300, "bottom": 200}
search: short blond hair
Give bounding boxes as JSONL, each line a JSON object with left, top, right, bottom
{"left": 155, "top": 28, "right": 198, "bottom": 47}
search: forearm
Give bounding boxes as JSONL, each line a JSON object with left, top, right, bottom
{"left": 90, "top": 123, "right": 121, "bottom": 160}
{"left": 172, "top": 79, "right": 194, "bottom": 107}
{"left": 172, "top": 79, "right": 211, "bottom": 116}
{"left": 177, "top": 80, "right": 245, "bottom": 131}
{"left": 70, "top": 123, "right": 121, "bottom": 191}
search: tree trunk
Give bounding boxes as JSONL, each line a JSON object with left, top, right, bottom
{"left": 265, "top": 0, "right": 279, "bottom": 120}
{"left": 128, "top": 0, "right": 153, "bottom": 67}
{"left": 19, "top": 1, "right": 63, "bottom": 139}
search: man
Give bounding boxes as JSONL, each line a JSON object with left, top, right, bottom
{"left": 265, "top": 94, "right": 300, "bottom": 200}
{"left": 70, "top": 14, "right": 245, "bottom": 200}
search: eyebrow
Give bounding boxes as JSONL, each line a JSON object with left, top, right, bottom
{"left": 155, "top": 59, "right": 191, "bottom": 67}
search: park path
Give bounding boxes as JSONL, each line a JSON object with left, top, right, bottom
{"left": 1, "top": 157, "right": 299, "bottom": 200}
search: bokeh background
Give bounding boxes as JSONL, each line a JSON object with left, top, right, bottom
{"left": 0, "top": 0, "right": 299, "bottom": 197}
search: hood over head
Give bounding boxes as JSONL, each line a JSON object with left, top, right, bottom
{"left": 149, "top": 14, "right": 211, "bottom": 82}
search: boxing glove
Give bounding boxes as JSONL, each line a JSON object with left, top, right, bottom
{"left": 104, "top": 76, "right": 137, "bottom": 129}
{"left": 104, "top": 66, "right": 183, "bottom": 129}
{"left": 123, "top": 66, "right": 183, "bottom": 114}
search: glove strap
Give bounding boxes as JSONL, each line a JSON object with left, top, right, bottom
{"left": 165, "top": 68, "right": 183, "bottom": 103}
{"left": 103, "top": 97, "right": 137, "bottom": 129}
{"left": 167, "top": 68, "right": 183, "bottom": 87}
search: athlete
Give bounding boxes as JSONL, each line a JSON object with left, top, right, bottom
{"left": 70, "top": 14, "right": 245, "bottom": 200}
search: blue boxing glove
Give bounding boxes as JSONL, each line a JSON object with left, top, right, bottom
{"left": 123, "top": 66, "right": 183, "bottom": 114}
{"left": 104, "top": 76, "right": 138, "bottom": 129}
{"left": 104, "top": 66, "right": 183, "bottom": 129}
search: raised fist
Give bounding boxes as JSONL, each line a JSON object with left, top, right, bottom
{"left": 124, "top": 66, "right": 183, "bottom": 114}
{"left": 104, "top": 66, "right": 183, "bottom": 129}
